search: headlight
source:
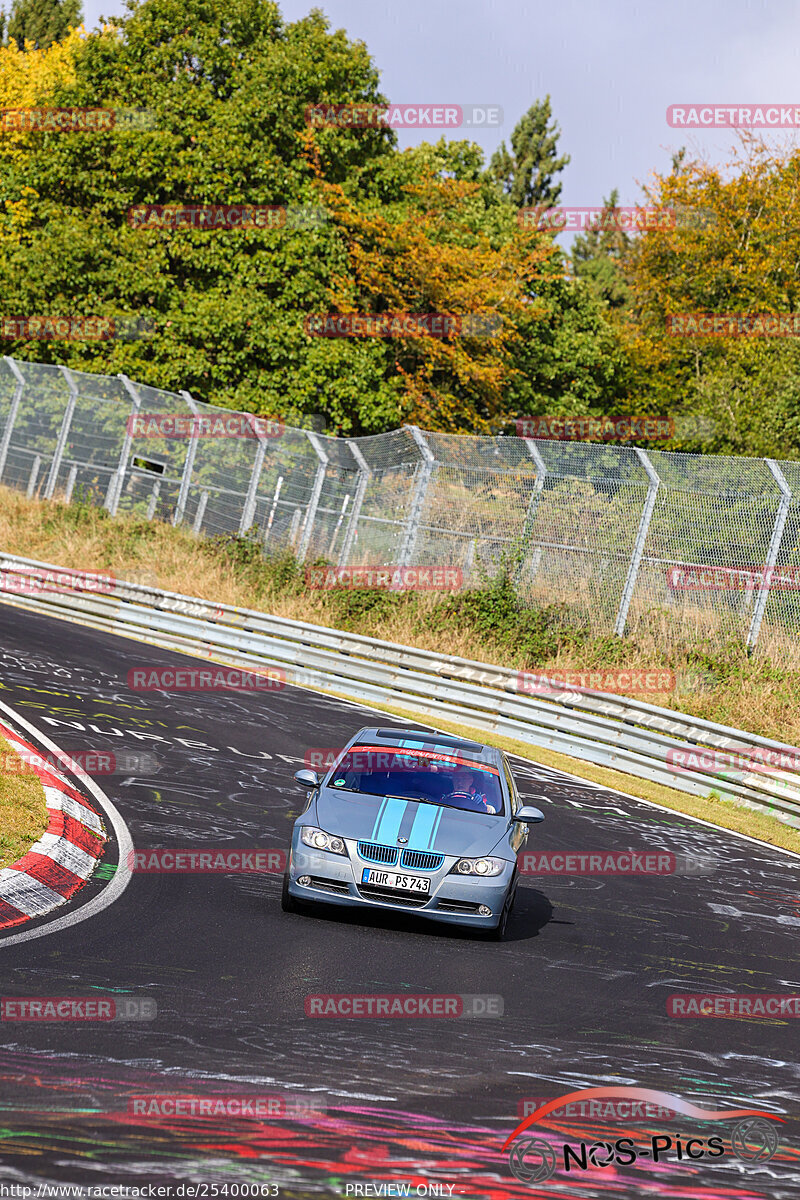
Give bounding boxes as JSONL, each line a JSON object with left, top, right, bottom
{"left": 301, "top": 826, "right": 347, "bottom": 856}
{"left": 451, "top": 856, "right": 505, "bottom": 877}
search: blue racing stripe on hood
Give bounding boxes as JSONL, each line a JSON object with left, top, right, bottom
{"left": 374, "top": 796, "right": 407, "bottom": 844}
{"left": 406, "top": 803, "right": 445, "bottom": 851}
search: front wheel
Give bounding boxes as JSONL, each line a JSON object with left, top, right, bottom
{"left": 281, "top": 872, "right": 301, "bottom": 913}
{"left": 488, "top": 872, "right": 517, "bottom": 941}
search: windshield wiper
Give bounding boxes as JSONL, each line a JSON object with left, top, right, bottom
{"left": 384, "top": 793, "right": 441, "bottom": 806}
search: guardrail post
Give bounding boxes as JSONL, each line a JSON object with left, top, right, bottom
{"left": 614, "top": 448, "right": 660, "bottom": 636}
{"left": 747, "top": 459, "right": 792, "bottom": 649}
{"left": 44, "top": 366, "right": 79, "bottom": 500}
{"left": 172, "top": 389, "right": 201, "bottom": 526}
{"left": 297, "top": 431, "right": 329, "bottom": 562}
{"left": 521, "top": 439, "right": 547, "bottom": 582}
{"left": 238, "top": 415, "right": 269, "bottom": 535}
{"left": 108, "top": 374, "right": 143, "bottom": 515}
{"left": 338, "top": 441, "right": 371, "bottom": 566}
{"left": 0, "top": 357, "right": 26, "bottom": 485}
{"left": 398, "top": 427, "right": 435, "bottom": 567}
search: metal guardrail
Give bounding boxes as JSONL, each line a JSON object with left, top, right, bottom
{"left": 0, "top": 551, "right": 798, "bottom": 831}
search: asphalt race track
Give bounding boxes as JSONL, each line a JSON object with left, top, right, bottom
{"left": 0, "top": 600, "right": 798, "bottom": 1198}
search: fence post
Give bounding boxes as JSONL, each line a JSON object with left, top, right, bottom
{"left": 107, "top": 374, "right": 143, "bottom": 515}
{"left": 614, "top": 447, "right": 660, "bottom": 636}
{"left": 146, "top": 481, "right": 161, "bottom": 520}
{"left": 0, "top": 357, "right": 26, "bottom": 485}
{"left": 521, "top": 438, "right": 547, "bottom": 582}
{"left": 192, "top": 489, "right": 209, "bottom": 533}
{"left": 338, "top": 440, "right": 371, "bottom": 566}
{"left": 747, "top": 459, "right": 792, "bottom": 649}
{"left": 26, "top": 455, "right": 42, "bottom": 499}
{"left": 238, "top": 415, "right": 269, "bottom": 535}
{"left": 398, "top": 426, "right": 435, "bottom": 567}
{"left": 172, "top": 389, "right": 201, "bottom": 527}
{"left": 297, "top": 431, "right": 329, "bottom": 562}
{"left": 263, "top": 475, "right": 284, "bottom": 547}
{"left": 44, "top": 365, "right": 79, "bottom": 500}
{"left": 64, "top": 464, "right": 78, "bottom": 503}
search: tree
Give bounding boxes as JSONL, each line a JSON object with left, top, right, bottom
{"left": 621, "top": 139, "right": 800, "bottom": 455}
{"left": 5, "top": 0, "right": 82, "bottom": 48}
{"left": 489, "top": 97, "right": 570, "bottom": 209}
{"left": 570, "top": 188, "right": 632, "bottom": 309}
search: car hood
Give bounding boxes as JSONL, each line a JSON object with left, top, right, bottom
{"left": 315, "top": 788, "right": 506, "bottom": 858}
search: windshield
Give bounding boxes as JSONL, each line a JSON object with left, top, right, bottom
{"left": 325, "top": 744, "right": 505, "bottom": 815}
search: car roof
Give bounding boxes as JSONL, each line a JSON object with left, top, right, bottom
{"left": 346, "top": 725, "right": 502, "bottom": 767}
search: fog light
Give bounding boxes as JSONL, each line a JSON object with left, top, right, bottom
{"left": 478, "top": 905, "right": 492, "bottom": 916}
{"left": 298, "top": 875, "right": 311, "bottom": 886}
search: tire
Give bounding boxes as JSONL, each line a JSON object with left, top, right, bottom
{"left": 488, "top": 871, "right": 517, "bottom": 941}
{"left": 281, "top": 871, "right": 301, "bottom": 913}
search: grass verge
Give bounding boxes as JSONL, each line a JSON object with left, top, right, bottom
{"left": 0, "top": 733, "right": 48, "bottom": 868}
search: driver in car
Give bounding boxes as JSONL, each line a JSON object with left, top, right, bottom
{"left": 444, "top": 766, "right": 497, "bottom": 813}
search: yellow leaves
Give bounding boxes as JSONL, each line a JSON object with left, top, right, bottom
{"left": 0, "top": 26, "right": 84, "bottom": 111}
{"left": 4, "top": 185, "right": 40, "bottom": 232}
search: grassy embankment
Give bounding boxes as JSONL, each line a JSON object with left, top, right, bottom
{"left": 0, "top": 732, "right": 48, "bottom": 868}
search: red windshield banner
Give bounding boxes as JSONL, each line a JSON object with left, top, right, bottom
{"left": 342, "top": 744, "right": 500, "bottom": 775}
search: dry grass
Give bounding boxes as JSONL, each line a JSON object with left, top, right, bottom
{"left": 0, "top": 733, "right": 48, "bottom": 868}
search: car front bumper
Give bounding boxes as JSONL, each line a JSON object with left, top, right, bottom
{"left": 286, "top": 832, "right": 515, "bottom": 928}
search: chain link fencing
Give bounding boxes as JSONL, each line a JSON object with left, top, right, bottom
{"left": 0, "top": 355, "right": 798, "bottom": 650}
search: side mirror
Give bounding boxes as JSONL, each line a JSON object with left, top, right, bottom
{"left": 512, "top": 805, "right": 545, "bottom": 824}
{"left": 294, "top": 768, "right": 321, "bottom": 788}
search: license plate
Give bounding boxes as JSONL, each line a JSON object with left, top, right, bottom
{"left": 361, "top": 868, "right": 431, "bottom": 894}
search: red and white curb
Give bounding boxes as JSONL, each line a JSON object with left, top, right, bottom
{"left": 0, "top": 716, "right": 107, "bottom": 930}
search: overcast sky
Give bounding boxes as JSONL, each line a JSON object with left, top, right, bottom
{"left": 83, "top": 0, "right": 800, "bottom": 210}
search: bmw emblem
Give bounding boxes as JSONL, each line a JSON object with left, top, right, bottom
{"left": 397, "top": 837, "right": 408, "bottom": 844}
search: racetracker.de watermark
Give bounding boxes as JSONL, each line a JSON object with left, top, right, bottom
{"left": 0, "top": 566, "right": 116, "bottom": 595}
{"left": 667, "top": 312, "right": 800, "bottom": 337}
{"left": 667, "top": 993, "right": 800, "bottom": 1017}
{"left": 127, "top": 666, "right": 286, "bottom": 691}
{"left": 303, "top": 747, "right": 481, "bottom": 771}
{"left": 0, "top": 106, "right": 156, "bottom": 133}
{"left": 127, "top": 203, "right": 327, "bottom": 230}
{"left": 517, "top": 206, "right": 681, "bottom": 232}
{"left": 126, "top": 413, "right": 283, "bottom": 439}
{"left": 305, "top": 993, "right": 503, "bottom": 1017}
{"left": 0, "top": 315, "right": 152, "bottom": 341}
{"left": 305, "top": 103, "right": 502, "bottom": 128}
{"left": 517, "top": 669, "right": 676, "bottom": 696}
{"left": 0, "top": 750, "right": 160, "bottom": 776}
{"left": 517, "top": 1096, "right": 677, "bottom": 1120}
{"left": 519, "top": 851, "right": 716, "bottom": 876}
{"left": 305, "top": 566, "right": 462, "bottom": 590}
{"left": 305, "top": 313, "right": 501, "bottom": 338}
{"left": 516, "top": 415, "right": 674, "bottom": 442}
{"left": 1, "top": 996, "right": 156, "bottom": 1020}
{"left": 127, "top": 1093, "right": 325, "bottom": 1118}
{"left": 128, "top": 848, "right": 285, "bottom": 872}
{"left": 667, "top": 564, "right": 800, "bottom": 590}
{"left": 667, "top": 746, "right": 800, "bottom": 774}
{"left": 667, "top": 104, "right": 800, "bottom": 127}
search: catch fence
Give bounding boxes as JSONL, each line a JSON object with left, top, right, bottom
{"left": 1, "top": 355, "right": 798, "bottom": 648}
